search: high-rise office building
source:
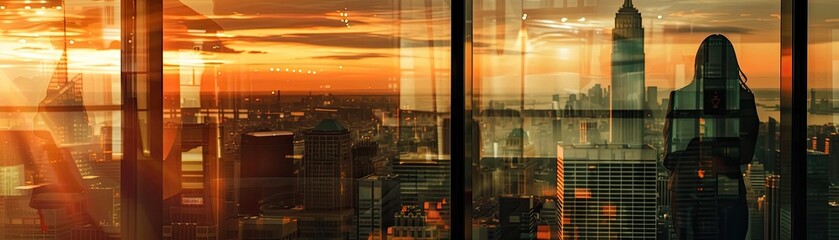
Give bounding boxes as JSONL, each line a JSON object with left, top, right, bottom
{"left": 748, "top": 162, "right": 767, "bottom": 240}
{"left": 36, "top": 50, "right": 95, "bottom": 178}
{"left": 766, "top": 117, "right": 779, "bottom": 173}
{"left": 503, "top": 128, "right": 536, "bottom": 195}
{"left": 239, "top": 131, "right": 295, "bottom": 215}
{"left": 298, "top": 119, "right": 353, "bottom": 239}
{"left": 355, "top": 174, "right": 401, "bottom": 240}
{"left": 390, "top": 205, "right": 439, "bottom": 240}
{"left": 301, "top": 119, "right": 352, "bottom": 210}
{"left": 392, "top": 153, "right": 451, "bottom": 207}
{"left": 807, "top": 151, "right": 830, "bottom": 239}
{"left": 37, "top": 51, "right": 93, "bottom": 147}
{"left": 555, "top": 145, "right": 565, "bottom": 240}
{"left": 560, "top": 144, "right": 657, "bottom": 239}
{"left": 765, "top": 174, "right": 781, "bottom": 240}
{"left": 498, "top": 195, "right": 541, "bottom": 240}
{"left": 352, "top": 141, "right": 379, "bottom": 180}
{"left": 611, "top": 0, "right": 645, "bottom": 145}
{"left": 829, "top": 133, "right": 839, "bottom": 184}
{"left": 829, "top": 184, "right": 839, "bottom": 240}
{"left": 162, "top": 123, "right": 221, "bottom": 240}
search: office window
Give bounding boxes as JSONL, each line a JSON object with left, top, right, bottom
{"left": 0, "top": 0, "right": 122, "bottom": 238}
{"left": 808, "top": 0, "right": 839, "bottom": 239}
{"left": 160, "top": 0, "right": 451, "bottom": 239}
{"left": 470, "top": 0, "right": 781, "bottom": 239}
{"left": 0, "top": 0, "right": 823, "bottom": 239}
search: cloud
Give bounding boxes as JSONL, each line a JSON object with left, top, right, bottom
{"left": 663, "top": 25, "right": 753, "bottom": 34}
{"left": 210, "top": 0, "right": 397, "bottom": 16}
{"left": 312, "top": 53, "right": 391, "bottom": 60}
{"left": 184, "top": 16, "right": 368, "bottom": 31}
{"left": 227, "top": 33, "right": 451, "bottom": 49}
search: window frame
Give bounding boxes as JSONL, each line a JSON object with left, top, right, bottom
{"left": 117, "top": 0, "right": 811, "bottom": 238}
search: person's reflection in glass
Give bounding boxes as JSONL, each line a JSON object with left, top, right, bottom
{"left": 663, "top": 34, "right": 759, "bottom": 240}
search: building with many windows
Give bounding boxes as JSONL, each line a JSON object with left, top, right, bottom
{"left": 298, "top": 119, "right": 354, "bottom": 239}
{"left": 559, "top": 144, "right": 658, "bottom": 239}
{"left": 355, "top": 174, "right": 401, "bottom": 240}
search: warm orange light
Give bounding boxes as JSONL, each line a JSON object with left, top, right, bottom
{"left": 602, "top": 205, "right": 617, "bottom": 218}
{"left": 575, "top": 188, "right": 592, "bottom": 199}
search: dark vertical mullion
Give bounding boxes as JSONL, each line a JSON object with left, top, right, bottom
{"left": 451, "top": 0, "right": 467, "bottom": 239}
{"left": 119, "top": 0, "right": 137, "bottom": 235}
{"left": 791, "top": 0, "right": 808, "bottom": 238}
{"left": 121, "top": 0, "right": 163, "bottom": 238}
{"left": 780, "top": 0, "right": 807, "bottom": 238}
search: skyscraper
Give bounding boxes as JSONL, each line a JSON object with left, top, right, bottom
{"left": 355, "top": 174, "right": 401, "bottom": 240}
{"left": 765, "top": 175, "right": 781, "bottom": 240}
{"left": 498, "top": 195, "right": 541, "bottom": 240}
{"left": 390, "top": 206, "right": 439, "bottom": 240}
{"left": 806, "top": 151, "right": 829, "bottom": 239}
{"left": 555, "top": 145, "right": 565, "bottom": 240}
{"left": 37, "top": 51, "right": 92, "bottom": 147}
{"left": 298, "top": 119, "right": 353, "bottom": 238}
{"left": 559, "top": 144, "right": 657, "bottom": 239}
{"left": 36, "top": 50, "right": 95, "bottom": 179}
{"left": 391, "top": 153, "right": 451, "bottom": 207}
{"left": 503, "top": 128, "right": 536, "bottom": 195}
{"left": 239, "top": 131, "right": 295, "bottom": 216}
{"left": 161, "top": 124, "right": 221, "bottom": 239}
{"left": 747, "top": 162, "right": 767, "bottom": 240}
{"left": 611, "top": 0, "right": 646, "bottom": 145}
{"left": 828, "top": 184, "right": 839, "bottom": 240}
{"left": 301, "top": 119, "right": 352, "bottom": 210}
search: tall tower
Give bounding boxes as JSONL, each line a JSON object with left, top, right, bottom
{"left": 239, "top": 131, "right": 295, "bottom": 216}
{"left": 301, "top": 119, "right": 352, "bottom": 211}
{"left": 298, "top": 119, "right": 354, "bottom": 239}
{"left": 611, "top": 0, "right": 645, "bottom": 145}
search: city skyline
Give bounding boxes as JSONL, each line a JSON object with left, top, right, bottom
{"left": 0, "top": 0, "right": 794, "bottom": 103}
{"left": 0, "top": 0, "right": 838, "bottom": 239}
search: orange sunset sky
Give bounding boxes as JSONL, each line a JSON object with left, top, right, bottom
{"left": 0, "top": 0, "right": 838, "bottom": 108}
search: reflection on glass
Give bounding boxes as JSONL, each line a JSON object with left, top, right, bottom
{"left": 161, "top": 0, "right": 450, "bottom": 239}
{"left": 472, "top": 0, "right": 779, "bottom": 239}
{"left": 663, "top": 35, "right": 759, "bottom": 240}
{"left": 807, "top": 0, "right": 839, "bottom": 239}
{"left": 0, "top": 0, "right": 121, "bottom": 238}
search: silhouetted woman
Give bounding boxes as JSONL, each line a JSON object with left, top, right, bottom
{"left": 663, "top": 34, "right": 759, "bottom": 240}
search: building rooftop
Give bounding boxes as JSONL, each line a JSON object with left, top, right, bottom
{"left": 312, "top": 119, "right": 347, "bottom": 132}
{"left": 246, "top": 131, "right": 293, "bottom": 137}
{"left": 360, "top": 174, "right": 399, "bottom": 181}
{"left": 560, "top": 144, "right": 658, "bottom": 161}
{"left": 508, "top": 128, "right": 528, "bottom": 139}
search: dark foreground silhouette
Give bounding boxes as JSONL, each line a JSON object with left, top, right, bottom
{"left": 663, "top": 34, "right": 759, "bottom": 240}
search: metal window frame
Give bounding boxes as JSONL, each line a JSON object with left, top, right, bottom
{"left": 117, "top": 0, "right": 810, "bottom": 238}
{"left": 121, "top": 0, "right": 163, "bottom": 238}
{"left": 780, "top": 0, "right": 808, "bottom": 239}
{"left": 452, "top": 0, "right": 811, "bottom": 239}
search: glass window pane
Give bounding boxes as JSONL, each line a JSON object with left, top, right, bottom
{"left": 0, "top": 0, "right": 122, "bottom": 238}
{"left": 471, "top": 1, "right": 781, "bottom": 239}
{"left": 808, "top": 0, "right": 839, "bottom": 239}
{"left": 162, "top": 0, "right": 451, "bottom": 239}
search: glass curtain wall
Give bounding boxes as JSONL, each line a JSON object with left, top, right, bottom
{"left": 0, "top": 0, "right": 805, "bottom": 239}
{"left": 160, "top": 0, "right": 451, "bottom": 239}
{"left": 470, "top": 0, "right": 781, "bottom": 239}
{"left": 0, "top": 0, "right": 122, "bottom": 238}
{"left": 807, "top": 0, "right": 839, "bottom": 239}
